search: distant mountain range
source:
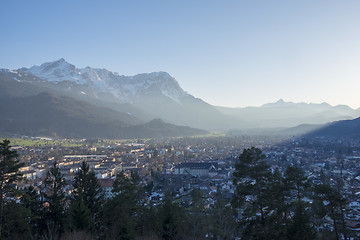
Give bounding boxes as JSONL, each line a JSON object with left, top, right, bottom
{"left": 217, "top": 99, "right": 359, "bottom": 128}
{"left": 25, "top": 58, "right": 243, "bottom": 130}
{"left": 0, "top": 58, "right": 359, "bottom": 138}
{"left": 1, "top": 59, "right": 239, "bottom": 131}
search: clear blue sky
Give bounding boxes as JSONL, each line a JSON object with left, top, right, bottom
{"left": 1, "top": 1, "right": 360, "bottom": 109}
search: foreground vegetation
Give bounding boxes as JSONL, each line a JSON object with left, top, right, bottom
{"left": 0, "top": 140, "right": 356, "bottom": 239}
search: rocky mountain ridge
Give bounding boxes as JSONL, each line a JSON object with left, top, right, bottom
{"left": 24, "top": 58, "right": 188, "bottom": 104}
{"left": 1, "top": 59, "right": 359, "bottom": 135}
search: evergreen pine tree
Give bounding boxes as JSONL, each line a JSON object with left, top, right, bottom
{"left": 313, "top": 184, "right": 347, "bottom": 240}
{"left": 159, "top": 193, "right": 187, "bottom": 240}
{"left": 20, "top": 186, "right": 43, "bottom": 238}
{"left": 211, "top": 191, "right": 237, "bottom": 240}
{"left": 267, "top": 168, "right": 289, "bottom": 239}
{"left": 232, "top": 147, "right": 272, "bottom": 240}
{"left": 287, "top": 202, "right": 316, "bottom": 240}
{"left": 103, "top": 171, "right": 144, "bottom": 239}
{"left": 284, "top": 166, "right": 314, "bottom": 240}
{"left": 0, "top": 139, "right": 24, "bottom": 237}
{"left": 67, "top": 199, "right": 92, "bottom": 232}
{"left": 285, "top": 166, "right": 310, "bottom": 202}
{"left": 72, "top": 161, "right": 104, "bottom": 232}
{"left": 42, "top": 161, "right": 67, "bottom": 238}
{"left": 1, "top": 201, "right": 31, "bottom": 240}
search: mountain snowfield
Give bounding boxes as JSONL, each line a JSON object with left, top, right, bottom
{"left": 25, "top": 58, "right": 188, "bottom": 104}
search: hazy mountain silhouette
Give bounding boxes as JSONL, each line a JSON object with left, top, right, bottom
{"left": 0, "top": 92, "right": 207, "bottom": 139}
{"left": 1, "top": 60, "right": 358, "bottom": 133}
{"left": 217, "top": 99, "right": 358, "bottom": 128}
{"left": 305, "top": 117, "right": 360, "bottom": 138}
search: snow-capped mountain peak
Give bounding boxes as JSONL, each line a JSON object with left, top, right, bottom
{"left": 29, "top": 58, "right": 74, "bottom": 74}
{"left": 26, "top": 58, "right": 84, "bottom": 83}
{"left": 127, "top": 71, "right": 187, "bottom": 103}
{"left": 23, "top": 59, "right": 189, "bottom": 104}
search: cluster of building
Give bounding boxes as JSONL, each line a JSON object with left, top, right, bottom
{"left": 11, "top": 135, "right": 360, "bottom": 233}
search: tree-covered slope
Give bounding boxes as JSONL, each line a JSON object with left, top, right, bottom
{"left": 0, "top": 92, "right": 207, "bottom": 139}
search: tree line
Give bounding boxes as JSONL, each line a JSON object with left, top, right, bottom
{"left": 232, "top": 147, "right": 352, "bottom": 240}
{"left": 0, "top": 140, "right": 356, "bottom": 239}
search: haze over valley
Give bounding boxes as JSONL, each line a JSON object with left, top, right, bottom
{"left": 0, "top": 58, "right": 359, "bottom": 139}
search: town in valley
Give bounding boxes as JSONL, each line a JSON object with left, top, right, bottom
{"left": 9, "top": 134, "right": 360, "bottom": 237}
